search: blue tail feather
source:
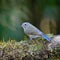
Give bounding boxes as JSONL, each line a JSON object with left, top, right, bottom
{"left": 42, "top": 34, "right": 51, "bottom": 42}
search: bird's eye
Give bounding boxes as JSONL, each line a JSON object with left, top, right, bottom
{"left": 25, "top": 24, "right": 26, "bottom": 26}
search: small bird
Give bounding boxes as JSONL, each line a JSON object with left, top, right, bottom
{"left": 21, "top": 22, "right": 51, "bottom": 42}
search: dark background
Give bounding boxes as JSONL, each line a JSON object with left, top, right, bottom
{"left": 0, "top": 0, "right": 60, "bottom": 41}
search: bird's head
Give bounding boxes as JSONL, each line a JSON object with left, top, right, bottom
{"left": 21, "top": 22, "right": 31, "bottom": 31}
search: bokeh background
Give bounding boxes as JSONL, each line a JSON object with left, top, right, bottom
{"left": 0, "top": 0, "right": 60, "bottom": 41}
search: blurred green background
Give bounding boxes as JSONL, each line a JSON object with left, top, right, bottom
{"left": 0, "top": 0, "right": 60, "bottom": 41}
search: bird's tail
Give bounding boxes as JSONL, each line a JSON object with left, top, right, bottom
{"left": 42, "top": 34, "right": 51, "bottom": 42}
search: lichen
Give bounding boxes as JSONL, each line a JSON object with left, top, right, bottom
{"left": 0, "top": 34, "right": 60, "bottom": 60}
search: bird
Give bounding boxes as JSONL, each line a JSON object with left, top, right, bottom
{"left": 21, "top": 22, "right": 60, "bottom": 50}
{"left": 21, "top": 22, "right": 52, "bottom": 42}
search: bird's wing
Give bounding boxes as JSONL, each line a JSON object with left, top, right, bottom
{"left": 27, "top": 24, "right": 43, "bottom": 35}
